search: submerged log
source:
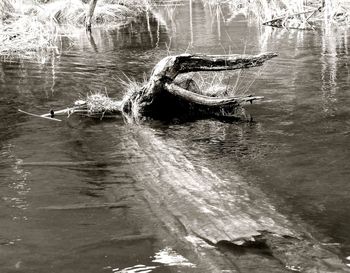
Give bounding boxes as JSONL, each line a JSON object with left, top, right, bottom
{"left": 122, "top": 52, "right": 277, "bottom": 120}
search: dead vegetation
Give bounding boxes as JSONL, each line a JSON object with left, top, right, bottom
{"left": 18, "top": 53, "right": 273, "bottom": 122}
{"left": 225, "top": 0, "right": 350, "bottom": 29}
{"left": 0, "top": 0, "right": 151, "bottom": 59}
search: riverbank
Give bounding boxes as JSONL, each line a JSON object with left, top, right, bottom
{"left": 0, "top": 0, "right": 151, "bottom": 59}
{"left": 2, "top": 0, "right": 350, "bottom": 59}
{"left": 205, "top": 0, "right": 350, "bottom": 29}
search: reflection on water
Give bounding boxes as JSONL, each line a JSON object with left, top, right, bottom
{"left": 1, "top": 144, "right": 30, "bottom": 218}
{"left": 111, "top": 247, "right": 195, "bottom": 273}
{"left": 320, "top": 25, "right": 350, "bottom": 116}
{"left": 152, "top": 247, "right": 196, "bottom": 267}
{"left": 1, "top": 1, "right": 350, "bottom": 273}
{"left": 255, "top": 22, "right": 349, "bottom": 120}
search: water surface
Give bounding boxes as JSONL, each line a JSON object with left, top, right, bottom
{"left": 1, "top": 2, "right": 350, "bottom": 272}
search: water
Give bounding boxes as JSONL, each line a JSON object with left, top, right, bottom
{"left": 1, "top": 2, "right": 350, "bottom": 272}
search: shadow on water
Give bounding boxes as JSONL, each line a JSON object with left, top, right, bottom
{"left": 1, "top": 1, "right": 350, "bottom": 273}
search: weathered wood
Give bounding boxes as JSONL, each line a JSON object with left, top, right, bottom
{"left": 19, "top": 53, "right": 276, "bottom": 121}
{"left": 165, "top": 83, "right": 264, "bottom": 106}
{"left": 165, "top": 83, "right": 241, "bottom": 106}
{"left": 122, "top": 52, "right": 277, "bottom": 119}
{"left": 149, "top": 52, "right": 278, "bottom": 81}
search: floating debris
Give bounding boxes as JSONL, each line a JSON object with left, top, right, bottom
{"left": 18, "top": 53, "right": 273, "bottom": 123}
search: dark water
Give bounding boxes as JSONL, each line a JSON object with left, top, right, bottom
{"left": 1, "top": 2, "right": 350, "bottom": 273}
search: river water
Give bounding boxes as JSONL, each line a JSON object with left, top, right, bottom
{"left": 1, "top": 1, "right": 350, "bottom": 273}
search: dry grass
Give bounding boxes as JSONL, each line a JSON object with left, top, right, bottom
{"left": 0, "top": 0, "right": 151, "bottom": 59}
{"left": 85, "top": 93, "right": 121, "bottom": 114}
{"left": 226, "top": 0, "right": 308, "bottom": 22}
{"left": 0, "top": 1, "right": 59, "bottom": 58}
{"left": 222, "top": 0, "right": 349, "bottom": 27}
{"left": 0, "top": 22, "right": 58, "bottom": 59}
{"left": 70, "top": 76, "right": 146, "bottom": 121}
{"left": 118, "top": 74, "right": 149, "bottom": 122}
{"left": 69, "top": 92, "right": 122, "bottom": 119}
{"left": 39, "top": 0, "right": 151, "bottom": 26}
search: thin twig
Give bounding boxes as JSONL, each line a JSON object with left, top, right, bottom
{"left": 18, "top": 109, "right": 62, "bottom": 122}
{"left": 263, "top": 7, "right": 321, "bottom": 26}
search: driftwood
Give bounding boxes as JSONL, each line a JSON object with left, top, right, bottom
{"left": 122, "top": 52, "right": 277, "bottom": 120}
{"left": 19, "top": 53, "right": 277, "bottom": 122}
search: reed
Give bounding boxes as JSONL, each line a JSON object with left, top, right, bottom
{"left": 38, "top": 0, "right": 151, "bottom": 26}
{"left": 223, "top": 0, "right": 348, "bottom": 27}
{"left": 0, "top": 1, "right": 59, "bottom": 59}
{"left": 0, "top": 0, "right": 151, "bottom": 59}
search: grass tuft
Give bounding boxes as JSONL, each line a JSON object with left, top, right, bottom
{"left": 0, "top": 14, "right": 59, "bottom": 59}
{"left": 39, "top": 0, "right": 151, "bottom": 26}
{"left": 85, "top": 92, "right": 121, "bottom": 114}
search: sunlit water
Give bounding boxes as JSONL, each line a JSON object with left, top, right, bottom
{"left": 1, "top": 2, "right": 350, "bottom": 273}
